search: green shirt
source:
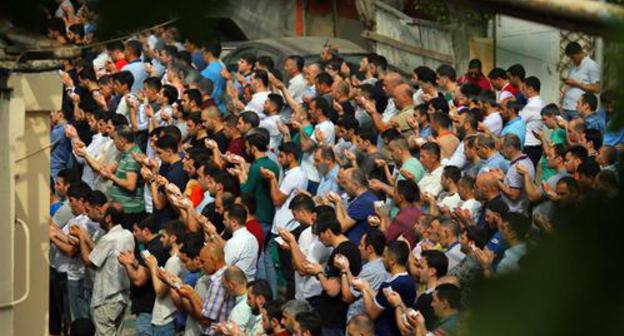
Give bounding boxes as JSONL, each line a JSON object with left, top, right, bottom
{"left": 108, "top": 145, "right": 145, "bottom": 213}
{"left": 398, "top": 157, "right": 426, "bottom": 183}
{"left": 540, "top": 128, "right": 566, "bottom": 182}
{"left": 240, "top": 156, "right": 280, "bottom": 225}
{"left": 435, "top": 313, "right": 459, "bottom": 336}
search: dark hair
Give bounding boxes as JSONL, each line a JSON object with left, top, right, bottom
{"left": 162, "top": 84, "right": 179, "bottom": 105}
{"left": 226, "top": 204, "right": 247, "bottom": 226}
{"left": 267, "top": 93, "right": 284, "bottom": 113}
{"left": 162, "top": 125, "right": 182, "bottom": 144}
{"left": 256, "top": 55, "right": 275, "bottom": 69}
{"left": 240, "top": 111, "right": 260, "bottom": 128}
{"left": 288, "top": 55, "right": 305, "bottom": 72}
{"left": 502, "top": 212, "right": 531, "bottom": 240}
{"left": 68, "top": 24, "right": 85, "bottom": 39}
{"left": 239, "top": 53, "right": 257, "bottom": 68}
{"left": 185, "top": 89, "right": 203, "bottom": 107}
{"left": 315, "top": 72, "right": 334, "bottom": 87}
{"left": 421, "top": 249, "right": 448, "bottom": 277}
{"left": 523, "top": 76, "right": 541, "bottom": 92}
{"left": 278, "top": 141, "right": 301, "bottom": 161}
{"left": 163, "top": 220, "right": 186, "bottom": 241}
{"left": 47, "top": 17, "right": 65, "bottom": 34}
{"left": 78, "top": 66, "right": 97, "bottom": 82}
{"left": 264, "top": 299, "right": 285, "bottom": 323}
{"left": 314, "top": 212, "right": 341, "bottom": 235}
{"left": 241, "top": 193, "right": 257, "bottom": 215}
{"left": 69, "top": 318, "right": 95, "bottom": 336}
{"left": 356, "top": 128, "right": 378, "bottom": 146}
{"left": 436, "top": 64, "right": 457, "bottom": 82}
{"left": 337, "top": 114, "right": 359, "bottom": 132}
{"left": 502, "top": 133, "right": 522, "bottom": 151}
{"left": 155, "top": 134, "right": 178, "bottom": 153}
{"left": 577, "top": 157, "right": 601, "bottom": 179}
{"left": 443, "top": 166, "right": 462, "bottom": 184}
{"left": 460, "top": 83, "right": 482, "bottom": 100}
{"left": 432, "top": 112, "right": 452, "bottom": 129}
{"left": 465, "top": 226, "right": 490, "bottom": 249}
{"left": 486, "top": 197, "right": 509, "bottom": 216}
{"left": 87, "top": 190, "right": 108, "bottom": 206}
{"left": 363, "top": 228, "right": 386, "bottom": 256}
{"left": 67, "top": 182, "right": 91, "bottom": 201}
{"left": 180, "top": 232, "right": 205, "bottom": 259}
{"left": 567, "top": 145, "right": 589, "bottom": 163}
{"left": 487, "top": 67, "right": 507, "bottom": 80}
{"left": 551, "top": 143, "right": 567, "bottom": 160}
{"left": 565, "top": 42, "right": 583, "bottom": 56}
{"left": 583, "top": 129, "right": 603, "bottom": 150}
{"left": 506, "top": 64, "right": 526, "bottom": 80}
{"left": 115, "top": 125, "right": 135, "bottom": 143}
{"left": 429, "top": 97, "right": 449, "bottom": 114}
{"left": 105, "top": 204, "right": 125, "bottom": 226}
{"left": 464, "top": 109, "right": 480, "bottom": 131}
{"left": 418, "top": 67, "right": 437, "bottom": 85}
{"left": 204, "top": 41, "right": 222, "bottom": 58}
{"left": 295, "top": 312, "right": 322, "bottom": 336}
{"left": 557, "top": 176, "right": 579, "bottom": 194}
{"left": 113, "top": 71, "right": 134, "bottom": 91}
{"left": 468, "top": 58, "right": 482, "bottom": 70}
{"left": 478, "top": 90, "right": 498, "bottom": 107}
{"left": 315, "top": 146, "right": 336, "bottom": 162}
{"left": 251, "top": 279, "right": 273, "bottom": 301}
{"left": 541, "top": 103, "right": 560, "bottom": 117}
{"left": 313, "top": 96, "right": 335, "bottom": 121}
{"left": 144, "top": 77, "right": 162, "bottom": 92}
{"left": 370, "top": 54, "right": 388, "bottom": 71}
{"left": 289, "top": 194, "right": 315, "bottom": 212}
{"left": 125, "top": 40, "right": 143, "bottom": 57}
{"left": 107, "top": 41, "right": 125, "bottom": 52}
{"left": 110, "top": 113, "right": 129, "bottom": 126}
{"left": 197, "top": 78, "right": 214, "bottom": 96}
{"left": 253, "top": 69, "right": 269, "bottom": 87}
{"left": 421, "top": 142, "right": 441, "bottom": 161}
{"left": 581, "top": 93, "right": 598, "bottom": 112}
{"left": 386, "top": 240, "right": 409, "bottom": 266}
{"left": 434, "top": 284, "right": 461, "bottom": 310}
{"left": 57, "top": 168, "right": 80, "bottom": 184}
{"left": 136, "top": 215, "right": 160, "bottom": 234}
{"left": 245, "top": 132, "right": 269, "bottom": 152}
{"left": 396, "top": 179, "right": 420, "bottom": 203}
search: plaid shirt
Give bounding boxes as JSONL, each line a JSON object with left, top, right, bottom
{"left": 201, "top": 266, "right": 234, "bottom": 334}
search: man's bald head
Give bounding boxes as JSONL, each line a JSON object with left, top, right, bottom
{"left": 201, "top": 242, "right": 224, "bottom": 261}
{"left": 393, "top": 83, "right": 414, "bottom": 109}
{"left": 223, "top": 265, "right": 247, "bottom": 285}
{"left": 475, "top": 172, "right": 500, "bottom": 201}
{"left": 347, "top": 314, "right": 375, "bottom": 336}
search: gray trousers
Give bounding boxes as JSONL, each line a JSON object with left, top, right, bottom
{"left": 92, "top": 301, "right": 127, "bottom": 336}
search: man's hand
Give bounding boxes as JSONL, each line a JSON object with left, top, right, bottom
{"left": 333, "top": 254, "right": 350, "bottom": 271}
{"left": 474, "top": 247, "right": 495, "bottom": 269}
{"left": 303, "top": 262, "right": 323, "bottom": 276}
{"left": 368, "top": 178, "right": 386, "bottom": 192}
{"left": 516, "top": 163, "right": 528, "bottom": 176}
{"left": 99, "top": 166, "right": 114, "bottom": 180}
{"left": 343, "top": 149, "right": 356, "bottom": 162}
{"left": 260, "top": 167, "right": 276, "bottom": 180}
{"left": 144, "top": 254, "right": 158, "bottom": 270}
{"left": 220, "top": 68, "right": 232, "bottom": 81}
{"left": 205, "top": 139, "right": 218, "bottom": 150}
{"left": 563, "top": 77, "right": 579, "bottom": 87}
{"left": 117, "top": 251, "right": 136, "bottom": 266}
{"left": 277, "top": 228, "right": 296, "bottom": 246}
{"left": 351, "top": 278, "right": 370, "bottom": 292}
{"left": 367, "top": 215, "right": 381, "bottom": 227}
{"left": 383, "top": 287, "right": 403, "bottom": 308}
{"left": 399, "top": 168, "right": 416, "bottom": 181}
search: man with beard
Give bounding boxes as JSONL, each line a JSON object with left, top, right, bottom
{"left": 261, "top": 300, "right": 290, "bottom": 336}
{"left": 71, "top": 204, "right": 135, "bottom": 336}
{"left": 259, "top": 94, "right": 285, "bottom": 151}
{"left": 353, "top": 241, "right": 416, "bottom": 336}
{"left": 473, "top": 172, "right": 504, "bottom": 230}
{"left": 212, "top": 266, "right": 253, "bottom": 336}
{"left": 71, "top": 112, "right": 111, "bottom": 188}
{"left": 246, "top": 279, "right": 274, "bottom": 335}
{"left": 496, "top": 134, "right": 535, "bottom": 214}
{"left": 476, "top": 133, "right": 510, "bottom": 175}
{"left": 431, "top": 112, "right": 459, "bottom": 161}
{"left": 281, "top": 300, "right": 312, "bottom": 334}
{"left": 447, "top": 109, "right": 479, "bottom": 170}
{"left": 500, "top": 101, "right": 526, "bottom": 146}
{"left": 313, "top": 146, "right": 340, "bottom": 198}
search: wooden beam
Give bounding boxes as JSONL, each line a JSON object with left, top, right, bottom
{"left": 361, "top": 30, "right": 454, "bottom": 64}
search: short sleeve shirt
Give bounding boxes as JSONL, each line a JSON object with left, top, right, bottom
{"left": 503, "top": 155, "right": 534, "bottom": 214}
{"left": 373, "top": 273, "right": 417, "bottom": 336}
{"left": 109, "top": 145, "right": 145, "bottom": 213}
{"left": 562, "top": 56, "right": 601, "bottom": 110}
{"left": 346, "top": 192, "right": 378, "bottom": 244}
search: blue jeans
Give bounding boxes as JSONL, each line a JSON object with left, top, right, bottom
{"left": 562, "top": 108, "right": 579, "bottom": 121}
{"left": 256, "top": 227, "right": 278, "bottom": 298}
{"left": 67, "top": 278, "right": 90, "bottom": 321}
{"left": 135, "top": 313, "right": 154, "bottom": 336}
{"left": 152, "top": 321, "right": 176, "bottom": 336}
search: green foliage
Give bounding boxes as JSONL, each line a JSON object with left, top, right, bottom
{"left": 412, "top": 0, "right": 491, "bottom": 25}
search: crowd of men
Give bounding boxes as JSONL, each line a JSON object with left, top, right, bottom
{"left": 48, "top": 3, "right": 622, "bottom": 336}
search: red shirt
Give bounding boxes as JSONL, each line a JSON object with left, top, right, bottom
{"left": 227, "top": 137, "right": 246, "bottom": 157}
{"left": 458, "top": 74, "right": 492, "bottom": 92}
{"left": 245, "top": 219, "right": 265, "bottom": 252}
{"left": 385, "top": 207, "right": 423, "bottom": 247}
{"left": 115, "top": 59, "right": 128, "bottom": 72}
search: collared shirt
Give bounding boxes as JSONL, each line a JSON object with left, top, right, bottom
{"left": 501, "top": 116, "right": 526, "bottom": 146}
{"left": 502, "top": 154, "right": 535, "bottom": 214}
{"left": 347, "top": 258, "right": 389, "bottom": 321}
{"left": 562, "top": 56, "right": 600, "bottom": 110}
{"left": 272, "top": 166, "right": 308, "bottom": 234}
{"left": 287, "top": 73, "right": 307, "bottom": 102}
{"left": 224, "top": 228, "right": 259, "bottom": 281}
{"left": 446, "top": 141, "right": 467, "bottom": 169}
{"left": 496, "top": 243, "right": 527, "bottom": 275}
{"left": 51, "top": 122, "right": 71, "bottom": 180}
{"left": 201, "top": 266, "right": 235, "bottom": 334}
{"left": 418, "top": 166, "right": 444, "bottom": 197}
{"left": 89, "top": 224, "right": 135, "bottom": 308}
{"left": 479, "top": 152, "right": 510, "bottom": 175}
{"left": 519, "top": 96, "right": 544, "bottom": 147}
{"left": 122, "top": 59, "right": 148, "bottom": 94}
{"left": 259, "top": 114, "right": 283, "bottom": 150}
{"left": 373, "top": 272, "right": 417, "bottom": 336}
{"left": 398, "top": 157, "right": 426, "bottom": 183}
{"left": 295, "top": 226, "right": 332, "bottom": 300}
{"left": 390, "top": 104, "right": 415, "bottom": 135}
{"left": 317, "top": 165, "right": 340, "bottom": 198}
{"left": 445, "top": 241, "right": 466, "bottom": 272}
{"left": 228, "top": 292, "right": 254, "bottom": 334}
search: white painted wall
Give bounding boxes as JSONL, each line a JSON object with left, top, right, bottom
{"left": 495, "top": 15, "right": 561, "bottom": 105}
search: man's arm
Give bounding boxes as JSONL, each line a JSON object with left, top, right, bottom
{"left": 360, "top": 284, "right": 384, "bottom": 320}
{"left": 106, "top": 170, "right": 139, "bottom": 193}
{"left": 332, "top": 198, "right": 357, "bottom": 233}
{"left": 265, "top": 171, "right": 288, "bottom": 206}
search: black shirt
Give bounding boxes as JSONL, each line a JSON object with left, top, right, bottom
{"left": 211, "top": 128, "right": 229, "bottom": 153}
{"left": 154, "top": 160, "right": 187, "bottom": 226}
{"left": 414, "top": 291, "right": 437, "bottom": 331}
{"left": 320, "top": 240, "right": 362, "bottom": 329}
{"left": 130, "top": 236, "right": 169, "bottom": 314}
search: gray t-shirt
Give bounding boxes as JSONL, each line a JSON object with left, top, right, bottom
{"left": 503, "top": 155, "right": 535, "bottom": 214}
{"left": 184, "top": 274, "right": 212, "bottom": 336}
{"left": 152, "top": 254, "right": 185, "bottom": 325}
{"left": 346, "top": 258, "right": 389, "bottom": 321}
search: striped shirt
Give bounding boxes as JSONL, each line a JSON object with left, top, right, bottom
{"left": 201, "top": 266, "right": 235, "bottom": 334}
{"left": 108, "top": 145, "right": 145, "bottom": 213}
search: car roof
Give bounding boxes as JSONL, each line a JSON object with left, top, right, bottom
{"left": 232, "top": 36, "right": 368, "bottom": 56}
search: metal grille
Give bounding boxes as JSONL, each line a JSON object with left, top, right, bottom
{"left": 559, "top": 30, "right": 597, "bottom": 91}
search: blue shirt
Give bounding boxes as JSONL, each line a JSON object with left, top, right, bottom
{"left": 201, "top": 61, "right": 226, "bottom": 113}
{"left": 346, "top": 192, "right": 378, "bottom": 244}
{"left": 501, "top": 116, "right": 526, "bottom": 146}
{"left": 192, "top": 51, "right": 206, "bottom": 71}
{"left": 479, "top": 152, "right": 510, "bottom": 175}
{"left": 50, "top": 122, "right": 72, "bottom": 181}
{"left": 374, "top": 273, "right": 417, "bottom": 336}
{"left": 316, "top": 165, "right": 340, "bottom": 198}
{"left": 176, "top": 270, "right": 202, "bottom": 329}
{"left": 585, "top": 113, "right": 605, "bottom": 134}
{"left": 121, "top": 59, "right": 148, "bottom": 94}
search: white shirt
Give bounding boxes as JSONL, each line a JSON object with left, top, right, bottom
{"left": 295, "top": 226, "right": 332, "bottom": 300}
{"left": 245, "top": 91, "right": 270, "bottom": 116}
{"left": 483, "top": 112, "right": 503, "bottom": 136}
{"left": 287, "top": 73, "right": 307, "bottom": 103}
{"left": 445, "top": 242, "right": 466, "bottom": 272}
{"left": 152, "top": 254, "right": 184, "bottom": 325}
{"left": 56, "top": 214, "right": 97, "bottom": 281}
{"left": 74, "top": 133, "right": 109, "bottom": 188}
{"left": 381, "top": 98, "right": 397, "bottom": 123}
{"left": 224, "top": 228, "right": 259, "bottom": 281}
{"left": 259, "top": 114, "right": 283, "bottom": 150}
{"left": 562, "top": 56, "right": 600, "bottom": 110}
{"left": 418, "top": 166, "right": 444, "bottom": 197}
{"left": 437, "top": 193, "right": 462, "bottom": 211}
{"left": 460, "top": 198, "right": 482, "bottom": 224}
{"left": 115, "top": 93, "right": 132, "bottom": 122}
{"left": 272, "top": 166, "right": 308, "bottom": 234}
{"left": 312, "top": 119, "right": 336, "bottom": 145}
{"left": 446, "top": 141, "right": 466, "bottom": 169}
{"left": 519, "top": 96, "right": 544, "bottom": 147}
{"left": 300, "top": 119, "right": 336, "bottom": 183}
